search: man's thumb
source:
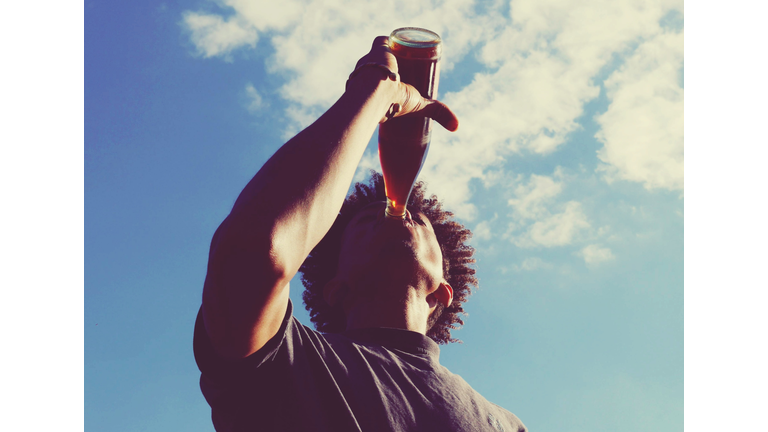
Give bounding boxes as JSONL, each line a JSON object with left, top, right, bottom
{"left": 422, "top": 100, "right": 459, "bottom": 132}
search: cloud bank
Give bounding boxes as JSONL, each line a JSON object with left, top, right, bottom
{"left": 181, "top": 0, "right": 683, "bottom": 250}
{"left": 596, "top": 30, "right": 684, "bottom": 191}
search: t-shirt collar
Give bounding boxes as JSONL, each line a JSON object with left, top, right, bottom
{"left": 342, "top": 326, "right": 441, "bottom": 361}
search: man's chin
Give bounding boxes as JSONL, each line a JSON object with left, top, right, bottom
{"left": 378, "top": 239, "right": 418, "bottom": 261}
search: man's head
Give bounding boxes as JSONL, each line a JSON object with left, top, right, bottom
{"left": 300, "top": 172, "right": 477, "bottom": 344}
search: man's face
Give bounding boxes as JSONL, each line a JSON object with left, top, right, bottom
{"left": 335, "top": 201, "right": 444, "bottom": 293}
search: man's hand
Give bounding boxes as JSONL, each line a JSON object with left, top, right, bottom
{"left": 349, "top": 36, "right": 459, "bottom": 132}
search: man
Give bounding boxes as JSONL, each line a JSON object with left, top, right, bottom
{"left": 194, "top": 36, "right": 527, "bottom": 431}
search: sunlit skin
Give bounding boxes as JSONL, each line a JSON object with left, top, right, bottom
{"left": 323, "top": 201, "right": 453, "bottom": 334}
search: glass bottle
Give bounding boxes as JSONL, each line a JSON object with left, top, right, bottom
{"left": 378, "top": 27, "right": 442, "bottom": 219}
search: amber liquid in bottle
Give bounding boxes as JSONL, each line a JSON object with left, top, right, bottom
{"left": 379, "top": 28, "right": 442, "bottom": 218}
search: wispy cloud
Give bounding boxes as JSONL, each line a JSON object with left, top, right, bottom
{"left": 512, "top": 257, "right": 554, "bottom": 272}
{"left": 504, "top": 172, "right": 590, "bottom": 248}
{"left": 474, "top": 220, "right": 493, "bottom": 241}
{"left": 182, "top": 11, "right": 258, "bottom": 58}
{"left": 577, "top": 244, "right": 616, "bottom": 265}
{"left": 507, "top": 174, "right": 563, "bottom": 220}
{"left": 513, "top": 201, "right": 590, "bottom": 248}
{"left": 244, "top": 83, "right": 267, "bottom": 112}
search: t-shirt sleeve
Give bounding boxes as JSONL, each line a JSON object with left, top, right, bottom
{"left": 193, "top": 298, "right": 296, "bottom": 385}
{"left": 194, "top": 300, "right": 320, "bottom": 431}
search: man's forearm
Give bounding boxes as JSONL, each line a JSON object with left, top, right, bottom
{"left": 225, "top": 70, "right": 395, "bottom": 277}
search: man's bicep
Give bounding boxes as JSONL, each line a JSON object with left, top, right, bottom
{"left": 201, "top": 218, "right": 293, "bottom": 359}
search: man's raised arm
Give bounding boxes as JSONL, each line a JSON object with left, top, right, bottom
{"left": 201, "top": 37, "right": 459, "bottom": 359}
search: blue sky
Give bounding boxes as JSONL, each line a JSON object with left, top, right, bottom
{"left": 80, "top": 0, "right": 687, "bottom": 430}
{"left": 8, "top": 0, "right": 768, "bottom": 430}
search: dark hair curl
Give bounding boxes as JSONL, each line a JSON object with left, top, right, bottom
{"left": 300, "top": 171, "right": 477, "bottom": 344}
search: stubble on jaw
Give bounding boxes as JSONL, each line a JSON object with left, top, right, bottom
{"left": 349, "top": 239, "right": 436, "bottom": 303}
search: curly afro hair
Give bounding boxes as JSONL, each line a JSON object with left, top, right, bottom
{"left": 300, "top": 171, "right": 477, "bottom": 344}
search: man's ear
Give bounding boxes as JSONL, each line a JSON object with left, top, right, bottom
{"left": 429, "top": 282, "right": 453, "bottom": 309}
{"left": 323, "top": 278, "right": 346, "bottom": 307}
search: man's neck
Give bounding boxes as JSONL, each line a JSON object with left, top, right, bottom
{"left": 344, "top": 288, "right": 429, "bottom": 334}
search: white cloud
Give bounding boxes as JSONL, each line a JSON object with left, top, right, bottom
{"left": 512, "top": 257, "right": 554, "bottom": 272}
{"left": 244, "top": 83, "right": 266, "bottom": 112}
{"left": 219, "top": 0, "right": 304, "bottom": 32}
{"left": 507, "top": 174, "right": 563, "bottom": 220}
{"left": 503, "top": 172, "right": 590, "bottom": 248}
{"left": 474, "top": 220, "right": 492, "bottom": 241}
{"left": 577, "top": 244, "right": 616, "bottom": 265}
{"left": 184, "top": 0, "right": 497, "bottom": 110}
{"left": 595, "top": 30, "right": 684, "bottom": 191}
{"left": 182, "top": 11, "right": 258, "bottom": 58}
{"left": 514, "top": 201, "right": 590, "bottom": 248}
{"left": 181, "top": 0, "right": 684, "bottom": 217}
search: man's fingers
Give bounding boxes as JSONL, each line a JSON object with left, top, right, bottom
{"left": 372, "top": 36, "right": 389, "bottom": 48}
{"left": 354, "top": 36, "right": 397, "bottom": 73}
{"left": 420, "top": 100, "right": 460, "bottom": 132}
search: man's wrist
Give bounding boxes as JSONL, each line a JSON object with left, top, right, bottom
{"left": 346, "top": 66, "right": 396, "bottom": 92}
{"left": 344, "top": 67, "right": 400, "bottom": 117}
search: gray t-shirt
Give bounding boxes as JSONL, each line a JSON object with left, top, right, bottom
{"left": 194, "top": 300, "right": 527, "bottom": 432}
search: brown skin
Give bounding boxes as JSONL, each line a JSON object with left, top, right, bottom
{"left": 202, "top": 36, "right": 459, "bottom": 359}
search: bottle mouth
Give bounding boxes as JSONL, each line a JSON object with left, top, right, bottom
{"left": 389, "top": 27, "right": 441, "bottom": 49}
{"left": 385, "top": 198, "right": 407, "bottom": 219}
{"left": 385, "top": 210, "right": 406, "bottom": 219}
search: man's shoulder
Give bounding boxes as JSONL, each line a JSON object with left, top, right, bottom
{"left": 431, "top": 364, "right": 528, "bottom": 432}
